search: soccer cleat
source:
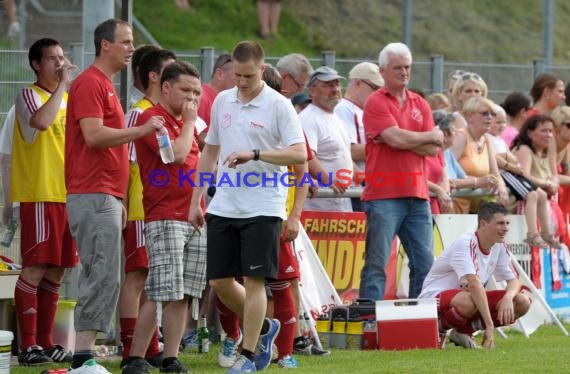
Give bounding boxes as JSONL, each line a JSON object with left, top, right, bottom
{"left": 68, "top": 359, "right": 112, "bottom": 374}
{"left": 219, "top": 329, "right": 243, "bottom": 368}
{"left": 448, "top": 329, "right": 480, "bottom": 349}
{"left": 254, "top": 318, "right": 281, "bottom": 370}
{"left": 160, "top": 357, "right": 188, "bottom": 373}
{"left": 121, "top": 358, "right": 152, "bottom": 374}
{"left": 277, "top": 355, "right": 299, "bottom": 369}
{"left": 18, "top": 345, "right": 53, "bottom": 366}
{"left": 45, "top": 344, "right": 73, "bottom": 363}
{"left": 227, "top": 355, "right": 257, "bottom": 373}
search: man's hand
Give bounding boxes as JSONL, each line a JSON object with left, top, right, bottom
{"left": 121, "top": 204, "right": 127, "bottom": 229}
{"left": 181, "top": 99, "right": 198, "bottom": 124}
{"left": 429, "top": 127, "right": 444, "bottom": 147}
{"left": 188, "top": 205, "right": 205, "bottom": 230}
{"left": 496, "top": 295, "right": 515, "bottom": 325}
{"left": 223, "top": 150, "right": 255, "bottom": 169}
{"left": 481, "top": 327, "right": 495, "bottom": 348}
{"left": 57, "top": 63, "right": 80, "bottom": 87}
{"left": 141, "top": 115, "right": 166, "bottom": 137}
{"left": 282, "top": 217, "right": 300, "bottom": 242}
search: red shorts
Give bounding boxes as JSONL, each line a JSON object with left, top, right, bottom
{"left": 123, "top": 220, "right": 148, "bottom": 272}
{"left": 20, "top": 202, "right": 78, "bottom": 268}
{"left": 276, "top": 238, "right": 299, "bottom": 280}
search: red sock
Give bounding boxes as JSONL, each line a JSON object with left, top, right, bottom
{"left": 216, "top": 296, "right": 240, "bottom": 341}
{"left": 269, "top": 281, "right": 296, "bottom": 358}
{"left": 36, "top": 279, "right": 60, "bottom": 349}
{"left": 120, "top": 317, "right": 136, "bottom": 359}
{"left": 440, "top": 306, "right": 469, "bottom": 330}
{"left": 15, "top": 277, "right": 38, "bottom": 350}
{"left": 145, "top": 325, "right": 161, "bottom": 358}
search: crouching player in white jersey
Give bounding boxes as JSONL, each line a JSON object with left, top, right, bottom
{"left": 419, "top": 202, "right": 531, "bottom": 349}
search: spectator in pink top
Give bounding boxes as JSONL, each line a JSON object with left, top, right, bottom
{"left": 500, "top": 92, "right": 531, "bottom": 148}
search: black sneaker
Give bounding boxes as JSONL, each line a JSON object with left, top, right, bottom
{"left": 160, "top": 357, "right": 188, "bottom": 373}
{"left": 44, "top": 344, "right": 73, "bottom": 363}
{"left": 18, "top": 345, "right": 53, "bottom": 366}
{"left": 121, "top": 357, "right": 152, "bottom": 374}
{"left": 145, "top": 352, "right": 163, "bottom": 368}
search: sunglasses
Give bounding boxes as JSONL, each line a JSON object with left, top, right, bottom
{"left": 477, "top": 110, "right": 494, "bottom": 117}
{"left": 564, "top": 122, "right": 570, "bottom": 129}
{"left": 215, "top": 55, "right": 232, "bottom": 70}
{"left": 361, "top": 80, "right": 380, "bottom": 91}
{"left": 461, "top": 73, "right": 483, "bottom": 82}
{"left": 449, "top": 69, "right": 467, "bottom": 80}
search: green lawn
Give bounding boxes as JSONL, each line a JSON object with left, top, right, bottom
{"left": 10, "top": 324, "right": 569, "bottom": 373}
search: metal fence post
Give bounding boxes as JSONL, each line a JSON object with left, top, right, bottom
{"left": 201, "top": 47, "right": 215, "bottom": 84}
{"left": 69, "top": 42, "right": 85, "bottom": 70}
{"left": 430, "top": 54, "right": 444, "bottom": 94}
{"left": 321, "top": 51, "right": 335, "bottom": 69}
{"left": 533, "top": 59, "right": 547, "bottom": 79}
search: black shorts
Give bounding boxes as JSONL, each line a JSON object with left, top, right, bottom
{"left": 205, "top": 214, "right": 281, "bottom": 280}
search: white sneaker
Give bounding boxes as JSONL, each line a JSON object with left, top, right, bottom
{"left": 68, "top": 359, "right": 111, "bottom": 374}
{"left": 448, "top": 329, "right": 479, "bottom": 349}
{"left": 218, "top": 329, "right": 243, "bottom": 368}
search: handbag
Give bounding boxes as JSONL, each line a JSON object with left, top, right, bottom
{"left": 500, "top": 170, "right": 536, "bottom": 200}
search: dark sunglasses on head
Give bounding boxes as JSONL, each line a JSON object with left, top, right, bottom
{"left": 564, "top": 122, "right": 570, "bottom": 129}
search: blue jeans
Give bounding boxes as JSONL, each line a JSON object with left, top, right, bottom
{"left": 359, "top": 198, "right": 434, "bottom": 300}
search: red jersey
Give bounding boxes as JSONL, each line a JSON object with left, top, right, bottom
{"left": 65, "top": 65, "right": 128, "bottom": 198}
{"left": 135, "top": 104, "right": 200, "bottom": 222}
{"left": 362, "top": 88, "right": 433, "bottom": 201}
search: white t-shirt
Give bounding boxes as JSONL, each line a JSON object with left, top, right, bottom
{"left": 0, "top": 106, "right": 15, "bottom": 155}
{"left": 205, "top": 83, "right": 305, "bottom": 219}
{"left": 419, "top": 232, "right": 517, "bottom": 299}
{"left": 490, "top": 134, "right": 508, "bottom": 155}
{"left": 301, "top": 103, "right": 353, "bottom": 212}
{"left": 335, "top": 98, "right": 365, "bottom": 174}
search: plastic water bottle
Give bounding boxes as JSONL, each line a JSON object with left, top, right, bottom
{"left": 0, "top": 206, "right": 18, "bottom": 248}
{"left": 362, "top": 318, "right": 377, "bottom": 350}
{"left": 197, "top": 315, "right": 210, "bottom": 353}
{"left": 156, "top": 128, "right": 175, "bottom": 164}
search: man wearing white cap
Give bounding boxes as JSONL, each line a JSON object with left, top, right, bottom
{"left": 301, "top": 66, "right": 353, "bottom": 212}
{"left": 335, "top": 62, "right": 384, "bottom": 211}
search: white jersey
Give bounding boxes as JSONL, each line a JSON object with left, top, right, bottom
{"left": 0, "top": 106, "right": 16, "bottom": 155}
{"left": 205, "top": 83, "right": 305, "bottom": 219}
{"left": 335, "top": 98, "right": 365, "bottom": 174}
{"left": 301, "top": 103, "right": 353, "bottom": 212}
{"left": 419, "top": 232, "right": 517, "bottom": 299}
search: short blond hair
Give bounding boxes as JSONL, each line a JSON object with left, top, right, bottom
{"left": 550, "top": 105, "right": 570, "bottom": 131}
{"left": 426, "top": 93, "right": 450, "bottom": 111}
{"left": 461, "top": 96, "right": 496, "bottom": 117}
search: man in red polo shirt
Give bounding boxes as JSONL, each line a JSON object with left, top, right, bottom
{"left": 359, "top": 42, "right": 443, "bottom": 302}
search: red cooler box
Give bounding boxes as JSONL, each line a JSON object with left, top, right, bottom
{"left": 376, "top": 298, "right": 438, "bottom": 350}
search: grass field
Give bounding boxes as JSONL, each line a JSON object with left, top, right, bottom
{"left": 9, "top": 323, "right": 569, "bottom": 373}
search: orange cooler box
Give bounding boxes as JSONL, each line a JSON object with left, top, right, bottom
{"left": 375, "top": 298, "right": 439, "bottom": 350}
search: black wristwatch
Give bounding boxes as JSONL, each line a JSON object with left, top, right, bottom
{"left": 253, "top": 149, "right": 260, "bottom": 161}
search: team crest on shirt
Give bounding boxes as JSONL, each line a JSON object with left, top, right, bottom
{"left": 410, "top": 107, "right": 423, "bottom": 122}
{"left": 250, "top": 121, "right": 264, "bottom": 129}
{"left": 221, "top": 113, "right": 232, "bottom": 129}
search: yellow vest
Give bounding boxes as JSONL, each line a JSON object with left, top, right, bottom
{"left": 285, "top": 165, "right": 296, "bottom": 216}
{"left": 11, "top": 85, "right": 67, "bottom": 202}
{"left": 127, "top": 97, "right": 153, "bottom": 221}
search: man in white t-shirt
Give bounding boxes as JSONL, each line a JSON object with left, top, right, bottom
{"left": 334, "top": 62, "right": 383, "bottom": 211}
{"left": 419, "top": 202, "right": 531, "bottom": 349}
{"left": 301, "top": 66, "right": 353, "bottom": 212}
{"left": 0, "top": 106, "right": 16, "bottom": 225}
{"left": 188, "top": 40, "right": 306, "bottom": 372}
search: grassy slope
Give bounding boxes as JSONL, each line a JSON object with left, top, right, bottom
{"left": 134, "top": 0, "right": 570, "bottom": 64}
{"left": 10, "top": 324, "right": 570, "bottom": 373}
